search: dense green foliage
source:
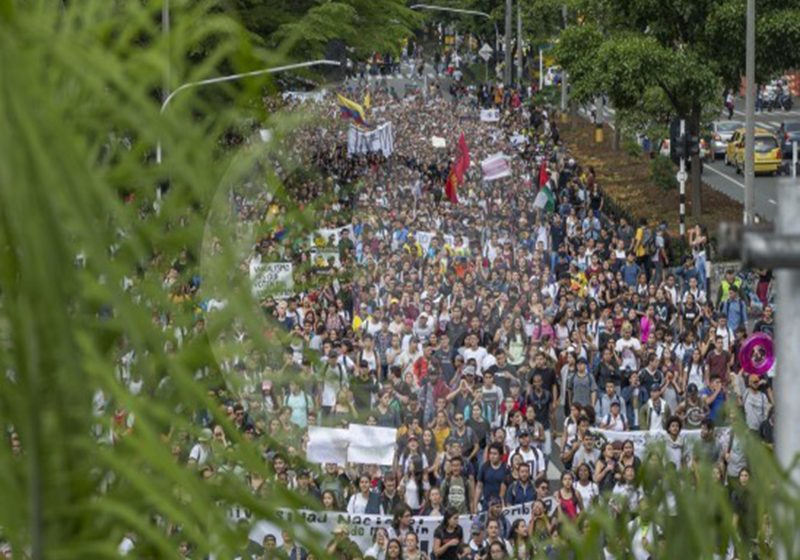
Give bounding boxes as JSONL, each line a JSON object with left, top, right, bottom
{"left": 554, "top": 0, "right": 800, "bottom": 214}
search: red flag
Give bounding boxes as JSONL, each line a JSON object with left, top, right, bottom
{"left": 444, "top": 166, "right": 459, "bottom": 204}
{"left": 455, "top": 133, "right": 470, "bottom": 181}
{"left": 538, "top": 162, "right": 550, "bottom": 187}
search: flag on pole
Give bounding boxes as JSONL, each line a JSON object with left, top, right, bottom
{"left": 538, "top": 162, "right": 550, "bottom": 187}
{"left": 444, "top": 165, "right": 459, "bottom": 204}
{"left": 337, "top": 94, "right": 369, "bottom": 127}
{"left": 454, "top": 133, "right": 470, "bottom": 182}
{"left": 533, "top": 182, "right": 556, "bottom": 213}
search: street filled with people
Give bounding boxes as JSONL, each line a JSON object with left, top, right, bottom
{"left": 108, "top": 54, "right": 778, "bottom": 560}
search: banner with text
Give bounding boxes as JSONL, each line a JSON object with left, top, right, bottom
{"left": 249, "top": 501, "right": 536, "bottom": 553}
{"left": 348, "top": 122, "right": 395, "bottom": 157}
{"left": 249, "top": 261, "right": 294, "bottom": 299}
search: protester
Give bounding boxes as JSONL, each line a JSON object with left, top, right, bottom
{"left": 100, "top": 55, "right": 778, "bottom": 557}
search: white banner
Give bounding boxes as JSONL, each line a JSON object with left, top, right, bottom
{"left": 307, "top": 427, "right": 349, "bottom": 465}
{"left": 431, "top": 136, "right": 446, "bottom": 148}
{"left": 249, "top": 261, "right": 293, "bottom": 298}
{"left": 347, "top": 424, "right": 396, "bottom": 466}
{"left": 249, "top": 501, "right": 536, "bottom": 554}
{"left": 306, "top": 424, "right": 397, "bottom": 466}
{"left": 480, "top": 108, "right": 500, "bottom": 122}
{"left": 481, "top": 153, "right": 511, "bottom": 181}
{"left": 347, "top": 122, "right": 395, "bottom": 157}
{"left": 282, "top": 90, "right": 328, "bottom": 103}
{"left": 593, "top": 428, "right": 730, "bottom": 459}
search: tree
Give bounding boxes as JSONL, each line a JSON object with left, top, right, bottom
{"left": 554, "top": 0, "right": 800, "bottom": 218}
{"left": 225, "top": 0, "right": 422, "bottom": 59}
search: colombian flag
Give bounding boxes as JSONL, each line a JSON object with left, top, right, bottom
{"left": 337, "top": 94, "right": 368, "bottom": 127}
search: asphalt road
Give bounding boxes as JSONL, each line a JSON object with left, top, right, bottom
{"left": 586, "top": 99, "right": 800, "bottom": 222}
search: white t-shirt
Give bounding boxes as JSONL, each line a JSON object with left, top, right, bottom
{"left": 615, "top": 337, "right": 642, "bottom": 371}
{"left": 575, "top": 481, "right": 599, "bottom": 507}
{"left": 189, "top": 443, "right": 209, "bottom": 465}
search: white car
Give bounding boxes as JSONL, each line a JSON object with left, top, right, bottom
{"left": 710, "top": 121, "right": 743, "bottom": 158}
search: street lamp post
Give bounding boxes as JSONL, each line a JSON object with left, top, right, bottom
{"left": 410, "top": 4, "right": 500, "bottom": 81}
{"left": 155, "top": 59, "right": 341, "bottom": 164}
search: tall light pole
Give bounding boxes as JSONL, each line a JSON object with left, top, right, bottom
{"left": 155, "top": 60, "right": 341, "bottom": 164}
{"left": 504, "top": 0, "right": 513, "bottom": 86}
{"left": 410, "top": 4, "right": 499, "bottom": 79}
{"left": 516, "top": 2, "right": 523, "bottom": 86}
{"left": 560, "top": 4, "right": 568, "bottom": 121}
{"left": 744, "top": 0, "right": 756, "bottom": 224}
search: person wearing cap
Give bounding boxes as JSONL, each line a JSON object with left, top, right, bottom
{"left": 599, "top": 400, "right": 627, "bottom": 432}
{"left": 507, "top": 429, "right": 546, "bottom": 482}
{"left": 326, "top": 524, "right": 361, "bottom": 560}
{"left": 187, "top": 428, "right": 213, "bottom": 466}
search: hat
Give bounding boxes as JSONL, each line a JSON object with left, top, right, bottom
{"left": 610, "top": 400, "right": 621, "bottom": 408}
{"left": 198, "top": 428, "right": 213, "bottom": 443}
{"left": 577, "top": 357, "right": 588, "bottom": 365}
{"left": 463, "top": 365, "right": 476, "bottom": 376}
{"left": 518, "top": 429, "right": 530, "bottom": 437}
{"left": 471, "top": 522, "right": 484, "bottom": 535}
{"left": 687, "top": 383, "right": 698, "bottom": 394}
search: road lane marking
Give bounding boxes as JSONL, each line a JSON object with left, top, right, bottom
{"left": 704, "top": 164, "right": 745, "bottom": 189}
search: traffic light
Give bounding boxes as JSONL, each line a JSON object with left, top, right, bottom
{"left": 673, "top": 134, "right": 687, "bottom": 160}
{"left": 686, "top": 134, "right": 700, "bottom": 157}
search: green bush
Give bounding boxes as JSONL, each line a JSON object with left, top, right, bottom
{"left": 651, "top": 154, "right": 679, "bottom": 191}
{"left": 623, "top": 136, "right": 643, "bottom": 158}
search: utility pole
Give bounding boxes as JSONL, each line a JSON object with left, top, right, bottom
{"left": 504, "top": 0, "right": 512, "bottom": 86}
{"left": 718, "top": 184, "right": 800, "bottom": 559}
{"left": 560, "top": 4, "right": 568, "bottom": 121}
{"left": 595, "top": 95, "right": 604, "bottom": 144}
{"left": 744, "top": 0, "right": 756, "bottom": 224}
{"left": 516, "top": 2, "right": 523, "bottom": 87}
{"left": 678, "top": 119, "right": 687, "bottom": 236}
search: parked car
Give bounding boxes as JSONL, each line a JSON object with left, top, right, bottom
{"left": 778, "top": 121, "right": 800, "bottom": 159}
{"left": 726, "top": 127, "right": 783, "bottom": 175}
{"left": 710, "top": 121, "right": 743, "bottom": 158}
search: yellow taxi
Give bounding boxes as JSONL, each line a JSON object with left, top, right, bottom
{"left": 725, "top": 127, "right": 783, "bottom": 175}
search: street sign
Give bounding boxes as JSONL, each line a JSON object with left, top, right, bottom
{"left": 676, "top": 170, "right": 688, "bottom": 183}
{"left": 479, "top": 44, "right": 493, "bottom": 62}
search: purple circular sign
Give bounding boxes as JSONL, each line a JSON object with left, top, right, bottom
{"left": 738, "top": 332, "right": 775, "bottom": 376}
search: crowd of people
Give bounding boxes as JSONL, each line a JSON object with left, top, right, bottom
{"left": 105, "top": 59, "right": 778, "bottom": 559}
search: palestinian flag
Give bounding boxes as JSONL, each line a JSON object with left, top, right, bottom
{"left": 533, "top": 182, "right": 556, "bottom": 213}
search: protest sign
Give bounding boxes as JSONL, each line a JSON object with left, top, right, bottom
{"left": 249, "top": 501, "right": 536, "bottom": 553}
{"left": 481, "top": 153, "right": 511, "bottom": 181}
{"left": 480, "top": 108, "right": 500, "bottom": 122}
{"left": 310, "top": 226, "right": 354, "bottom": 249}
{"left": 249, "top": 260, "right": 294, "bottom": 298}
{"left": 307, "top": 426, "right": 349, "bottom": 465}
{"left": 346, "top": 424, "right": 396, "bottom": 466}
{"left": 415, "top": 231, "right": 436, "bottom": 254}
{"left": 431, "top": 136, "right": 446, "bottom": 148}
{"left": 593, "top": 428, "right": 730, "bottom": 460}
{"left": 443, "top": 234, "right": 470, "bottom": 248}
{"left": 347, "top": 122, "right": 395, "bottom": 157}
